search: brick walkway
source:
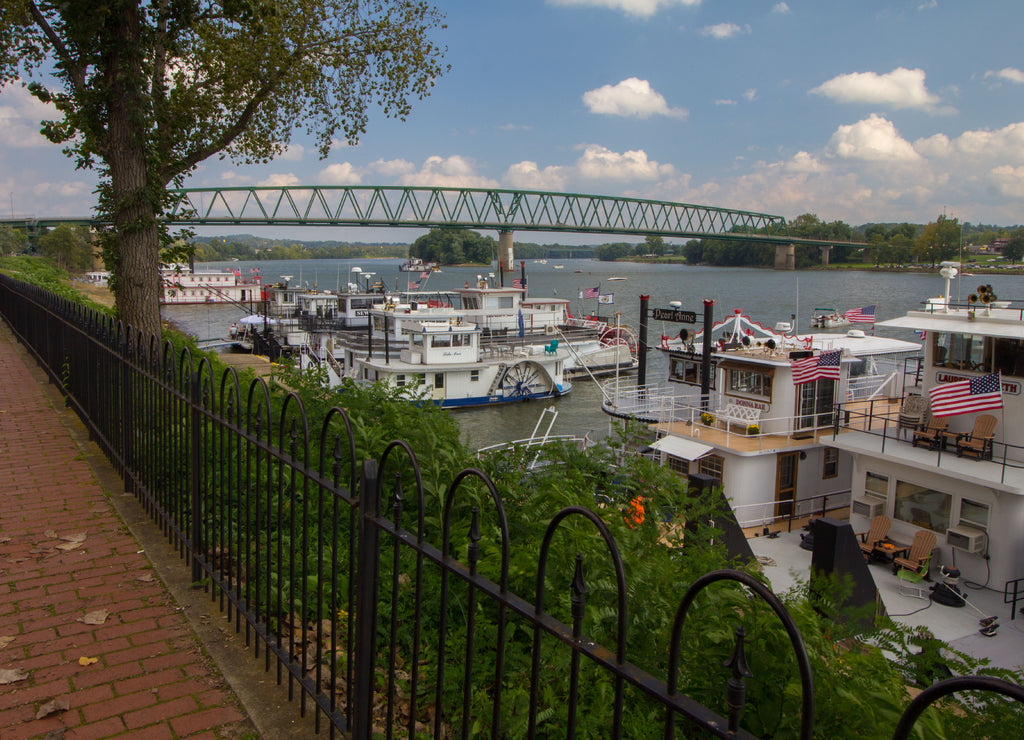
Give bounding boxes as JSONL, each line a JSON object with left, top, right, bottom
{"left": 0, "top": 325, "right": 253, "bottom": 739}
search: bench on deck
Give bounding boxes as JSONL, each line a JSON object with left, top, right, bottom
{"left": 718, "top": 403, "right": 762, "bottom": 432}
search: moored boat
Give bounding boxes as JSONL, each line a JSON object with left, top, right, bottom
{"left": 810, "top": 307, "right": 851, "bottom": 329}
{"left": 161, "top": 263, "right": 262, "bottom": 305}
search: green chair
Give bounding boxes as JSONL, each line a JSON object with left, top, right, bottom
{"left": 897, "top": 560, "right": 930, "bottom": 600}
{"left": 544, "top": 339, "right": 559, "bottom": 355}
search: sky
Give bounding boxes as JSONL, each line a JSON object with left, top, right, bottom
{"left": 2, "top": 0, "right": 1023, "bottom": 243}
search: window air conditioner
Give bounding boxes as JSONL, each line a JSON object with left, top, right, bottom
{"left": 851, "top": 496, "right": 884, "bottom": 519}
{"left": 946, "top": 524, "right": 986, "bottom": 554}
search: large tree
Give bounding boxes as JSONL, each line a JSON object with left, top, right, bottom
{"left": 0, "top": 1, "right": 448, "bottom": 336}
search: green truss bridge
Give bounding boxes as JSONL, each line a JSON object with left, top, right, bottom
{"left": 4, "top": 186, "right": 858, "bottom": 267}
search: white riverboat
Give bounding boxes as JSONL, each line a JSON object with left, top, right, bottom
{"left": 161, "top": 264, "right": 262, "bottom": 305}
{"left": 810, "top": 307, "right": 851, "bottom": 329}
{"left": 829, "top": 264, "right": 1024, "bottom": 601}
{"left": 346, "top": 319, "right": 572, "bottom": 408}
{"left": 603, "top": 307, "right": 921, "bottom": 530}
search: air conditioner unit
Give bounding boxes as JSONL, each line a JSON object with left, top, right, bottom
{"left": 851, "top": 496, "right": 884, "bottom": 519}
{"left": 946, "top": 524, "right": 986, "bottom": 554}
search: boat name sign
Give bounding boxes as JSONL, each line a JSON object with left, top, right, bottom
{"left": 652, "top": 308, "right": 698, "bottom": 324}
{"left": 935, "top": 371, "right": 1020, "bottom": 395}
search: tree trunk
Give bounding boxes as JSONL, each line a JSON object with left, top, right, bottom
{"left": 105, "top": 1, "right": 162, "bottom": 339}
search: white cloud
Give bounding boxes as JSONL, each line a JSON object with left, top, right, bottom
{"left": 826, "top": 114, "right": 921, "bottom": 162}
{"left": 258, "top": 173, "right": 300, "bottom": 187}
{"left": 743, "top": 88, "right": 757, "bottom": 102}
{"left": 0, "top": 85, "right": 59, "bottom": 148}
{"left": 575, "top": 144, "right": 673, "bottom": 180}
{"left": 319, "top": 162, "right": 361, "bottom": 185}
{"left": 918, "top": 122, "right": 1024, "bottom": 163}
{"left": 785, "top": 151, "right": 826, "bottom": 174}
{"left": 714, "top": 99, "right": 737, "bottom": 106}
{"left": 991, "top": 165, "right": 1024, "bottom": 198}
{"left": 582, "top": 78, "right": 688, "bottom": 119}
{"left": 504, "top": 161, "right": 568, "bottom": 191}
{"left": 277, "top": 144, "right": 305, "bottom": 162}
{"left": 369, "top": 158, "right": 416, "bottom": 177}
{"left": 918, "top": 0, "right": 937, "bottom": 10}
{"left": 772, "top": 3, "right": 790, "bottom": 14}
{"left": 810, "top": 67, "right": 942, "bottom": 111}
{"left": 984, "top": 67, "right": 1024, "bottom": 85}
{"left": 547, "top": 0, "right": 701, "bottom": 19}
{"left": 701, "top": 22, "right": 749, "bottom": 39}
{"left": 394, "top": 155, "right": 500, "bottom": 188}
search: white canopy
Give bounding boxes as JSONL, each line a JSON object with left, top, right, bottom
{"left": 650, "top": 435, "right": 714, "bottom": 461}
{"left": 239, "top": 314, "right": 276, "bottom": 325}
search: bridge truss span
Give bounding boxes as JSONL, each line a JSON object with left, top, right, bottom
{"left": 165, "top": 185, "right": 790, "bottom": 241}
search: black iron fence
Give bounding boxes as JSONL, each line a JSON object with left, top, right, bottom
{"left": 2, "top": 274, "right": 1022, "bottom": 739}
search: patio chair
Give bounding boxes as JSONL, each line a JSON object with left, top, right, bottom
{"left": 856, "top": 515, "right": 892, "bottom": 560}
{"left": 897, "top": 565, "right": 929, "bottom": 600}
{"left": 893, "top": 529, "right": 937, "bottom": 577}
{"left": 897, "top": 394, "right": 928, "bottom": 439}
{"left": 544, "top": 339, "right": 559, "bottom": 355}
{"left": 911, "top": 416, "right": 949, "bottom": 450}
{"left": 955, "top": 413, "right": 998, "bottom": 460}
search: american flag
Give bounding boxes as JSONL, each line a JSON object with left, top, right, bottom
{"left": 420, "top": 270, "right": 430, "bottom": 279}
{"left": 408, "top": 281, "right": 420, "bottom": 290}
{"left": 791, "top": 350, "right": 842, "bottom": 385}
{"left": 513, "top": 278, "right": 525, "bottom": 288}
{"left": 845, "top": 305, "right": 876, "bottom": 324}
{"left": 929, "top": 373, "right": 1003, "bottom": 416}
{"left": 584, "top": 286, "right": 600, "bottom": 299}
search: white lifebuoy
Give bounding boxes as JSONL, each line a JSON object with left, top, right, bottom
{"left": 544, "top": 324, "right": 557, "bottom": 336}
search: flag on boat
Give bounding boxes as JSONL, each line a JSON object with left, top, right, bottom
{"left": 845, "top": 305, "right": 876, "bottom": 323}
{"left": 513, "top": 278, "right": 525, "bottom": 289}
{"left": 583, "top": 286, "right": 600, "bottom": 299}
{"left": 598, "top": 293, "right": 614, "bottom": 304}
{"left": 928, "top": 373, "right": 1003, "bottom": 416}
{"left": 408, "top": 281, "right": 420, "bottom": 290}
{"left": 420, "top": 270, "right": 430, "bottom": 279}
{"left": 791, "top": 350, "right": 841, "bottom": 385}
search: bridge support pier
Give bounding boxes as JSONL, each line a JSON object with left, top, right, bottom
{"left": 819, "top": 245, "right": 832, "bottom": 266}
{"left": 774, "top": 243, "right": 795, "bottom": 270}
{"left": 498, "top": 230, "right": 514, "bottom": 284}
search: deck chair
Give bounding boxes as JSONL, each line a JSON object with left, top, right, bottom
{"left": 897, "top": 394, "right": 928, "bottom": 439}
{"left": 893, "top": 529, "right": 936, "bottom": 577}
{"left": 544, "top": 339, "right": 559, "bottom": 355}
{"left": 856, "top": 515, "right": 892, "bottom": 560}
{"left": 955, "top": 413, "right": 998, "bottom": 460}
{"left": 911, "top": 416, "right": 949, "bottom": 450}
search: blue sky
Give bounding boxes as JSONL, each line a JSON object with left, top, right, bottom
{"left": 2, "top": 0, "right": 1023, "bottom": 241}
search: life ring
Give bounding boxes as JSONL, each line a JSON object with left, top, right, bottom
{"left": 544, "top": 324, "right": 557, "bottom": 336}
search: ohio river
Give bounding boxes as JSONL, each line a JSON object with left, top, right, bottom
{"left": 164, "top": 258, "right": 1013, "bottom": 449}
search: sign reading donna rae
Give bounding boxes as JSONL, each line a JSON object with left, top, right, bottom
{"left": 652, "top": 307, "right": 698, "bottom": 324}
{"left": 935, "top": 371, "right": 1020, "bottom": 395}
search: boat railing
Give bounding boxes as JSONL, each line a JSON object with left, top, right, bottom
{"left": 846, "top": 370, "right": 899, "bottom": 401}
{"left": 731, "top": 489, "right": 852, "bottom": 530}
{"left": 834, "top": 399, "right": 1024, "bottom": 484}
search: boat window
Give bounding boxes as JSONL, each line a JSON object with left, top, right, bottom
{"left": 698, "top": 455, "right": 723, "bottom": 483}
{"left": 959, "top": 499, "right": 990, "bottom": 530}
{"left": 485, "top": 296, "right": 515, "bottom": 310}
{"left": 395, "top": 374, "right": 406, "bottom": 387}
{"left": 894, "top": 481, "right": 951, "bottom": 534}
{"left": 822, "top": 448, "right": 839, "bottom": 479}
{"left": 991, "top": 337, "right": 1024, "bottom": 377}
{"left": 462, "top": 297, "right": 480, "bottom": 310}
{"left": 434, "top": 373, "right": 444, "bottom": 389}
{"left": 432, "top": 334, "right": 451, "bottom": 348}
{"left": 725, "top": 367, "right": 771, "bottom": 399}
{"left": 666, "top": 456, "right": 689, "bottom": 475}
{"left": 865, "top": 472, "right": 888, "bottom": 499}
{"left": 669, "top": 357, "right": 715, "bottom": 389}
{"left": 796, "top": 378, "right": 834, "bottom": 429}
{"left": 932, "top": 332, "right": 990, "bottom": 372}
{"left": 411, "top": 333, "right": 424, "bottom": 349}
{"left": 470, "top": 369, "right": 480, "bottom": 382}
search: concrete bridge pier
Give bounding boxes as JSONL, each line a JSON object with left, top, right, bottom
{"left": 819, "top": 245, "right": 832, "bottom": 266}
{"left": 498, "top": 230, "right": 514, "bottom": 283}
{"left": 774, "top": 243, "right": 795, "bottom": 270}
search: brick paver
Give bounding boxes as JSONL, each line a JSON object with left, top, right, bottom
{"left": 0, "top": 324, "right": 251, "bottom": 739}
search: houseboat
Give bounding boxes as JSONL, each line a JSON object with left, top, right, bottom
{"left": 399, "top": 256, "right": 437, "bottom": 272}
{"left": 829, "top": 265, "right": 1024, "bottom": 594}
{"left": 602, "top": 308, "right": 921, "bottom": 529}
{"left": 345, "top": 319, "right": 572, "bottom": 408}
{"left": 810, "top": 308, "right": 851, "bottom": 329}
{"left": 161, "top": 264, "right": 261, "bottom": 305}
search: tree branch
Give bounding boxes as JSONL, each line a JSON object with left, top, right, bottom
{"left": 25, "top": 1, "right": 87, "bottom": 94}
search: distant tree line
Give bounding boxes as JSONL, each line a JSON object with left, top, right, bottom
{"left": 190, "top": 238, "right": 407, "bottom": 262}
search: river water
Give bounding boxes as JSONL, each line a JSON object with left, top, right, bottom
{"left": 163, "top": 257, "right": 1018, "bottom": 449}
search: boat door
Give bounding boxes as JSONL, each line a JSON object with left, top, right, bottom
{"left": 795, "top": 378, "right": 835, "bottom": 432}
{"left": 775, "top": 452, "right": 799, "bottom": 517}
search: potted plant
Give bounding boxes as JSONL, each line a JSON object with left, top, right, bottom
{"left": 746, "top": 423, "right": 760, "bottom": 436}
{"left": 700, "top": 411, "right": 715, "bottom": 426}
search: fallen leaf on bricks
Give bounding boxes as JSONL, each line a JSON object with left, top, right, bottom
{"left": 61, "top": 532, "right": 87, "bottom": 543}
{"left": 77, "top": 656, "right": 99, "bottom": 666}
{"left": 0, "top": 535, "right": 11, "bottom": 543}
{"left": 135, "top": 573, "right": 155, "bottom": 583}
{"left": 78, "top": 610, "right": 109, "bottom": 626}
{"left": 0, "top": 635, "right": 14, "bottom": 648}
{"left": 43, "top": 730, "right": 65, "bottom": 740}
{"left": 44, "top": 530, "right": 58, "bottom": 539}
{"left": 35, "top": 697, "right": 69, "bottom": 719}
{"left": 55, "top": 541, "right": 83, "bottom": 552}
{"left": 0, "top": 668, "right": 30, "bottom": 684}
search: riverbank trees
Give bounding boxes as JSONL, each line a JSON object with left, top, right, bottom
{"left": 0, "top": 0, "right": 449, "bottom": 337}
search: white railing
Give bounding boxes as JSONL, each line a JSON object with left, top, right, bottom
{"left": 731, "top": 489, "right": 852, "bottom": 529}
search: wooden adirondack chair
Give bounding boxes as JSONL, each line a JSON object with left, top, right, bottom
{"left": 893, "top": 529, "right": 937, "bottom": 577}
{"left": 955, "top": 414, "right": 998, "bottom": 459}
{"left": 856, "top": 515, "right": 892, "bottom": 560}
{"left": 911, "top": 416, "right": 949, "bottom": 450}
